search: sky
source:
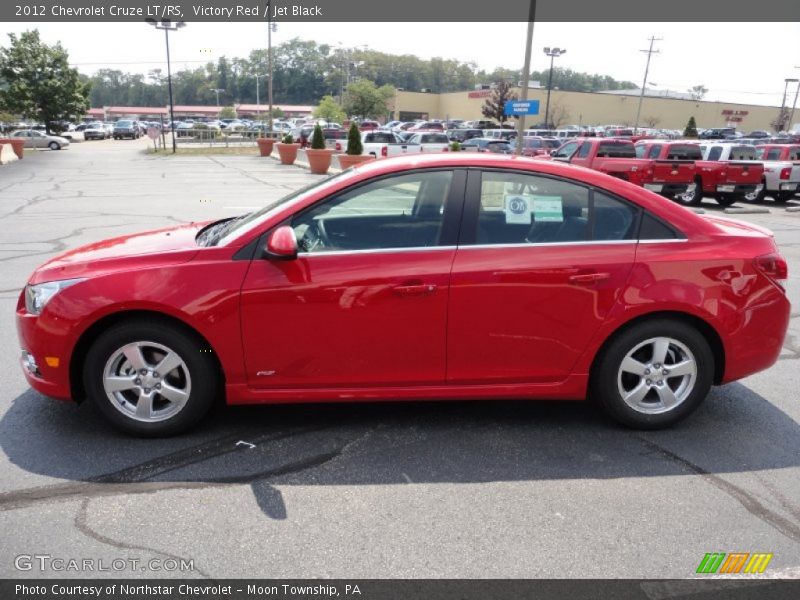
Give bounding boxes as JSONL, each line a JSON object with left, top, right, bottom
{"left": 3, "top": 21, "right": 800, "bottom": 107}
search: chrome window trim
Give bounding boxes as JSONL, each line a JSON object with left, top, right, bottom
{"left": 458, "top": 240, "right": 638, "bottom": 250}
{"left": 297, "top": 245, "right": 458, "bottom": 258}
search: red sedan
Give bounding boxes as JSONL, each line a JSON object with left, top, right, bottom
{"left": 17, "top": 155, "right": 790, "bottom": 436}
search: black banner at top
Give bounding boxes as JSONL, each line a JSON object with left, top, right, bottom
{"left": 3, "top": 0, "right": 800, "bottom": 22}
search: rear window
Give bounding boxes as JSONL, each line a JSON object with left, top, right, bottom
{"left": 765, "top": 148, "right": 782, "bottom": 160}
{"left": 116, "top": 120, "right": 133, "bottom": 127}
{"left": 365, "top": 132, "right": 396, "bottom": 143}
{"left": 597, "top": 142, "right": 636, "bottom": 158}
{"left": 421, "top": 134, "right": 449, "bottom": 143}
{"left": 730, "top": 146, "right": 756, "bottom": 160}
{"left": 666, "top": 145, "right": 703, "bottom": 160}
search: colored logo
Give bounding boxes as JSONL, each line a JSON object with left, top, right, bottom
{"left": 696, "top": 552, "right": 773, "bottom": 574}
{"left": 508, "top": 197, "right": 528, "bottom": 214}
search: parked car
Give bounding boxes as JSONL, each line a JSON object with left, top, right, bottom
{"left": 461, "top": 138, "right": 514, "bottom": 153}
{"left": 483, "top": 128, "right": 518, "bottom": 141}
{"left": 635, "top": 141, "right": 764, "bottom": 207}
{"left": 447, "top": 128, "right": 483, "bottom": 143}
{"left": 83, "top": 123, "right": 107, "bottom": 141}
{"left": 699, "top": 127, "right": 737, "bottom": 140}
{"left": 405, "top": 132, "right": 451, "bottom": 153}
{"left": 16, "top": 154, "right": 789, "bottom": 436}
{"left": 340, "top": 131, "right": 419, "bottom": 158}
{"left": 517, "top": 136, "right": 557, "bottom": 157}
{"left": 113, "top": 120, "right": 141, "bottom": 140}
{"left": 11, "top": 129, "right": 70, "bottom": 150}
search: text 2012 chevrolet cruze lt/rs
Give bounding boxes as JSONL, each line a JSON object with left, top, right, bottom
{"left": 17, "top": 154, "right": 790, "bottom": 436}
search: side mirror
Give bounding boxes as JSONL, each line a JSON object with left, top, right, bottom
{"left": 265, "top": 226, "right": 298, "bottom": 260}
{"left": 550, "top": 150, "right": 557, "bottom": 156}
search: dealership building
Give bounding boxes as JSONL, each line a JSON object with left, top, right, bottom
{"left": 391, "top": 87, "right": 788, "bottom": 131}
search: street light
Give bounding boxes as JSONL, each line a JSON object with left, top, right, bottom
{"left": 210, "top": 88, "right": 225, "bottom": 107}
{"left": 145, "top": 18, "right": 185, "bottom": 154}
{"left": 253, "top": 74, "right": 268, "bottom": 121}
{"left": 266, "top": 1, "right": 277, "bottom": 137}
{"left": 543, "top": 47, "right": 566, "bottom": 128}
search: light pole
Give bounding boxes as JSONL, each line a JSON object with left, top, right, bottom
{"left": 211, "top": 88, "right": 225, "bottom": 107}
{"left": 514, "top": 0, "right": 537, "bottom": 156}
{"left": 634, "top": 36, "right": 661, "bottom": 134}
{"left": 254, "top": 74, "right": 267, "bottom": 121}
{"left": 145, "top": 18, "right": 185, "bottom": 154}
{"left": 266, "top": 2, "right": 276, "bottom": 137}
{"left": 543, "top": 47, "right": 566, "bottom": 128}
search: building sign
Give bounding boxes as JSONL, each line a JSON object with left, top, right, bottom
{"left": 504, "top": 100, "right": 540, "bottom": 116}
{"left": 721, "top": 110, "right": 749, "bottom": 116}
{"left": 468, "top": 90, "right": 492, "bottom": 99}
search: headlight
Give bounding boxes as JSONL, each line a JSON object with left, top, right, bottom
{"left": 24, "top": 278, "right": 85, "bottom": 315}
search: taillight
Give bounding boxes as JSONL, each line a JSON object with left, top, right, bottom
{"left": 754, "top": 253, "right": 788, "bottom": 291}
{"left": 780, "top": 167, "right": 791, "bottom": 180}
{"left": 381, "top": 146, "right": 388, "bottom": 158}
{"left": 720, "top": 169, "right": 728, "bottom": 179}
{"left": 443, "top": 147, "right": 449, "bottom": 152}
{"left": 335, "top": 142, "right": 341, "bottom": 152}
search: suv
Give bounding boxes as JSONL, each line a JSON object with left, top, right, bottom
{"left": 113, "top": 120, "right": 140, "bottom": 140}
{"left": 699, "top": 127, "right": 736, "bottom": 140}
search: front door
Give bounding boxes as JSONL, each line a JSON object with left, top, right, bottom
{"left": 447, "top": 169, "right": 639, "bottom": 384}
{"left": 240, "top": 169, "right": 464, "bottom": 389}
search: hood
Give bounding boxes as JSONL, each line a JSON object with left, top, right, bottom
{"left": 31, "top": 221, "right": 207, "bottom": 283}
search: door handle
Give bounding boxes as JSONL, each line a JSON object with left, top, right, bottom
{"left": 393, "top": 283, "right": 438, "bottom": 296}
{"left": 568, "top": 272, "right": 611, "bottom": 285}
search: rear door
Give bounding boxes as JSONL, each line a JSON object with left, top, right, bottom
{"left": 447, "top": 169, "right": 639, "bottom": 384}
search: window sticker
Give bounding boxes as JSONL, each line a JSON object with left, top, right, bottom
{"left": 531, "top": 196, "right": 564, "bottom": 222}
{"left": 504, "top": 194, "right": 533, "bottom": 224}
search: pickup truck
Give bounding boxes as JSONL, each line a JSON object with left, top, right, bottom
{"left": 404, "top": 132, "right": 451, "bottom": 153}
{"left": 548, "top": 138, "right": 696, "bottom": 200}
{"left": 635, "top": 141, "right": 764, "bottom": 207}
{"left": 334, "top": 131, "right": 429, "bottom": 159}
{"left": 751, "top": 144, "right": 800, "bottom": 202}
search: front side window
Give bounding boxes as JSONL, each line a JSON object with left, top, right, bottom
{"left": 474, "top": 171, "right": 640, "bottom": 245}
{"left": 555, "top": 141, "right": 579, "bottom": 158}
{"left": 292, "top": 171, "right": 453, "bottom": 253}
{"left": 647, "top": 145, "right": 662, "bottom": 159}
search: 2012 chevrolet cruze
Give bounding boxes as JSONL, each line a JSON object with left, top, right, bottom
{"left": 17, "top": 154, "right": 790, "bottom": 436}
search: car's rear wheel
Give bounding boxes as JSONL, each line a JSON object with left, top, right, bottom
{"left": 714, "top": 194, "right": 737, "bottom": 207}
{"left": 775, "top": 192, "right": 795, "bottom": 203}
{"left": 48, "top": 141, "right": 60, "bottom": 150}
{"left": 84, "top": 320, "right": 218, "bottom": 436}
{"left": 590, "top": 320, "right": 713, "bottom": 429}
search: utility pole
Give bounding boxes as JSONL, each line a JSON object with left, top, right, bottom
{"left": 634, "top": 36, "right": 661, "bottom": 135}
{"left": 515, "top": 1, "right": 536, "bottom": 156}
{"left": 790, "top": 67, "right": 800, "bottom": 133}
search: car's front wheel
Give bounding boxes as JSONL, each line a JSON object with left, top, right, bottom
{"left": 590, "top": 319, "right": 713, "bottom": 429}
{"left": 84, "top": 319, "right": 219, "bottom": 436}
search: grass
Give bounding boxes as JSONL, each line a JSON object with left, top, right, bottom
{"left": 145, "top": 146, "right": 263, "bottom": 156}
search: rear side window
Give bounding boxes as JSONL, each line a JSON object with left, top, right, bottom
{"left": 765, "top": 148, "right": 781, "bottom": 160}
{"left": 639, "top": 213, "right": 683, "bottom": 240}
{"left": 473, "top": 171, "right": 640, "bottom": 245}
{"left": 598, "top": 142, "right": 636, "bottom": 158}
{"left": 646, "top": 145, "right": 662, "bottom": 159}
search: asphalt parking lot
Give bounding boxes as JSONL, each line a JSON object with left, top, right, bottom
{"left": 0, "top": 138, "right": 798, "bottom": 579}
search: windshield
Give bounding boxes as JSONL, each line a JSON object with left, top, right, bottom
{"left": 117, "top": 120, "right": 133, "bottom": 127}
{"left": 213, "top": 169, "right": 356, "bottom": 246}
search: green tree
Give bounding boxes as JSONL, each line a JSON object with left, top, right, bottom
{"left": 481, "top": 81, "right": 517, "bottom": 124}
{"left": 0, "top": 30, "right": 90, "bottom": 133}
{"left": 219, "top": 105, "right": 237, "bottom": 119}
{"left": 272, "top": 107, "right": 285, "bottom": 119}
{"left": 343, "top": 79, "right": 395, "bottom": 120}
{"left": 313, "top": 95, "right": 346, "bottom": 123}
{"left": 684, "top": 116, "right": 698, "bottom": 137}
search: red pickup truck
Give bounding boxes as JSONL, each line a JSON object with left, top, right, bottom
{"left": 635, "top": 140, "right": 764, "bottom": 207}
{"left": 549, "top": 138, "right": 696, "bottom": 199}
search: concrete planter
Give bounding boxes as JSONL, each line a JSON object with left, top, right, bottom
{"left": 256, "top": 138, "right": 275, "bottom": 157}
{"left": 0, "top": 138, "right": 25, "bottom": 159}
{"left": 276, "top": 143, "right": 300, "bottom": 165}
{"left": 338, "top": 154, "right": 375, "bottom": 169}
{"left": 305, "top": 148, "right": 334, "bottom": 174}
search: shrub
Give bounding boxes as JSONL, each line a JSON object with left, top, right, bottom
{"left": 346, "top": 122, "right": 362, "bottom": 155}
{"left": 449, "top": 141, "right": 461, "bottom": 152}
{"left": 684, "top": 116, "right": 698, "bottom": 138}
{"left": 282, "top": 133, "right": 294, "bottom": 144}
{"left": 310, "top": 124, "right": 325, "bottom": 150}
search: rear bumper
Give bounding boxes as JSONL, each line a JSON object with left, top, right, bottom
{"left": 716, "top": 183, "right": 758, "bottom": 195}
{"left": 645, "top": 182, "right": 690, "bottom": 195}
{"left": 778, "top": 182, "right": 799, "bottom": 192}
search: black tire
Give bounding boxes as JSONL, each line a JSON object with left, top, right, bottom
{"left": 715, "top": 194, "right": 738, "bottom": 207}
{"left": 743, "top": 181, "right": 767, "bottom": 204}
{"left": 775, "top": 192, "right": 794, "bottom": 204}
{"left": 83, "top": 319, "right": 219, "bottom": 436}
{"left": 48, "top": 141, "right": 60, "bottom": 150}
{"left": 675, "top": 177, "right": 703, "bottom": 206}
{"left": 590, "top": 319, "right": 714, "bottom": 429}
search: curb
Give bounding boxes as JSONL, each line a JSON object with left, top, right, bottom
{"left": 723, "top": 207, "right": 771, "bottom": 215}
